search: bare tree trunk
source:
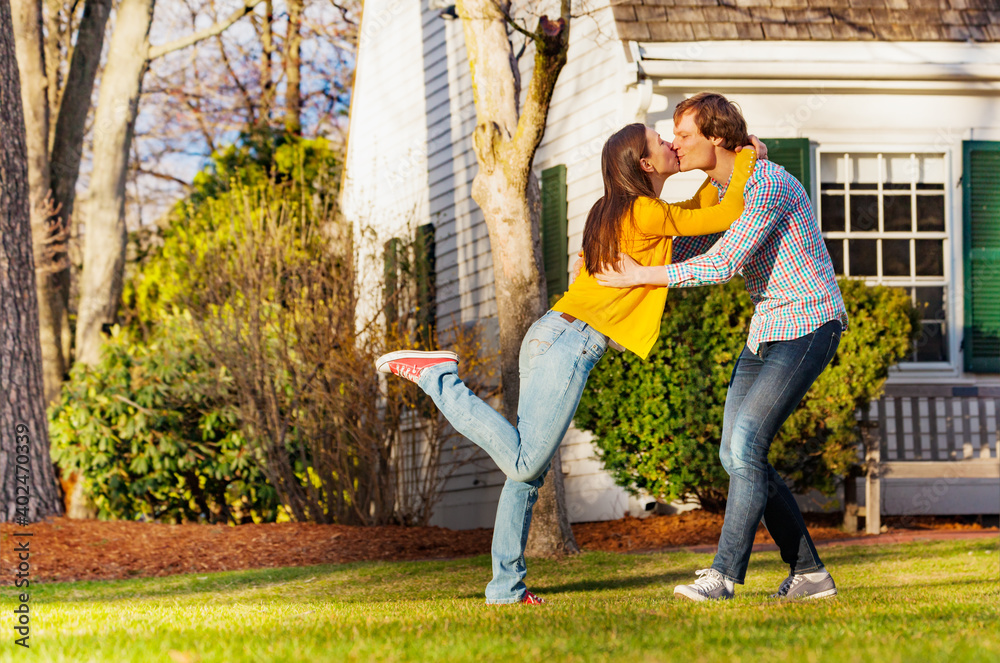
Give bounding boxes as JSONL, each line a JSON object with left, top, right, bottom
{"left": 456, "top": 0, "right": 578, "bottom": 556}
{"left": 42, "top": 0, "right": 63, "bottom": 130}
{"left": 0, "top": 0, "right": 64, "bottom": 521}
{"left": 284, "top": 0, "right": 303, "bottom": 135}
{"left": 49, "top": 0, "right": 112, "bottom": 362}
{"left": 11, "top": 0, "right": 68, "bottom": 406}
{"left": 74, "top": 0, "right": 156, "bottom": 366}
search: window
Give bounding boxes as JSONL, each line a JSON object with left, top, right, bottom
{"left": 818, "top": 152, "right": 949, "bottom": 363}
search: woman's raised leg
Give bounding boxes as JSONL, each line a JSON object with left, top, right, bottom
{"left": 390, "top": 312, "right": 607, "bottom": 483}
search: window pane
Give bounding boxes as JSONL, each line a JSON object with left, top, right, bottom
{"left": 821, "top": 194, "right": 845, "bottom": 232}
{"left": 850, "top": 154, "right": 880, "bottom": 184}
{"left": 915, "top": 322, "right": 948, "bottom": 362}
{"left": 917, "top": 154, "right": 946, "bottom": 186}
{"left": 825, "top": 239, "right": 844, "bottom": 274}
{"left": 916, "top": 195, "right": 945, "bottom": 232}
{"left": 849, "top": 239, "right": 878, "bottom": 276}
{"left": 821, "top": 153, "right": 848, "bottom": 184}
{"left": 915, "top": 239, "right": 944, "bottom": 276}
{"left": 886, "top": 154, "right": 918, "bottom": 185}
{"left": 883, "top": 239, "right": 910, "bottom": 276}
{"left": 849, "top": 195, "right": 879, "bottom": 232}
{"left": 916, "top": 286, "right": 945, "bottom": 319}
{"left": 883, "top": 194, "right": 912, "bottom": 232}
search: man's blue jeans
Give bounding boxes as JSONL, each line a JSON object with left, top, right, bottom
{"left": 712, "top": 320, "right": 842, "bottom": 584}
{"left": 417, "top": 311, "right": 608, "bottom": 603}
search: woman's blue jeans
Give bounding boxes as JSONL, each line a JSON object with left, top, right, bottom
{"left": 712, "top": 319, "right": 842, "bottom": 584}
{"left": 417, "top": 311, "right": 608, "bottom": 603}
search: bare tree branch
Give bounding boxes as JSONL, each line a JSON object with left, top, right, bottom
{"left": 149, "top": 0, "right": 266, "bottom": 61}
{"left": 511, "top": 0, "right": 571, "bottom": 170}
{"left": 214, "top": 32, "right": 256, "bottom": 129}
{"left": 133, "top": 167, "right": 193, "bottom": 187}
{"left": 327, "top": 0, "right": 356, "bottom": 27}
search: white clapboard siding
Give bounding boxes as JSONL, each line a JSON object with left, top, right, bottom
{"left": 342, "top": 0, "right": 436, "bottom": 328}
{"left": 426, "top": 18, "right": 497, "bottom": 328}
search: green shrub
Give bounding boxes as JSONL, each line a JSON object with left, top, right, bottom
{"left": 123, "top": 134, "right": 340, "bottom": 328}
{"left": 55, "top": 134, "right": 339, "bottom": 524}
{"left": 574, "top": 278, "right": 917, "bottom": 510}
{"left": 49, "top": 313, "right": 279, "bottom": 523}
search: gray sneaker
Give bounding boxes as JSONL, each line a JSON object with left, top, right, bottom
{"left": 674, "top": 568, "right": 735, "bottom": 602}
{"left": 772, "top": 569, "right": 838, "bottom": 600}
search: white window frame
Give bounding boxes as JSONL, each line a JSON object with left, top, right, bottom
{"left": 814, "top": 144, "right": 959, "bottom": 377}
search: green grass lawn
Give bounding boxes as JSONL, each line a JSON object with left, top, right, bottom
{"left": 2, "top": 538, "right": 998, "bottom": 662}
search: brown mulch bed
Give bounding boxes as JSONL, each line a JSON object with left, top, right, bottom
{"left": 1, "top": 512, "right": 994, "bottom": 584}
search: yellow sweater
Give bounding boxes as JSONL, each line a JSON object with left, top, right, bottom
{"left": 552, "top": 149, "right": 757, "bottom": 359}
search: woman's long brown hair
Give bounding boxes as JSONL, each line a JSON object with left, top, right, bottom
{"left": 582, "top": 123, "right": 661, "bottom": 276}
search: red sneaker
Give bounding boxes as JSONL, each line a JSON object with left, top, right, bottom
{"left": 375, "top": 350, "right": 459, "bottom": 384}
{"left": 520, "top": 591, "right": 545, "bottom": 605}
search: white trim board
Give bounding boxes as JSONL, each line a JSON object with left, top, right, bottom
{"left": 635, "top": 41, "right": 1000, "bottom": 66}
{"left": 630, "top": 41, "right": 1000, "bottom": 93}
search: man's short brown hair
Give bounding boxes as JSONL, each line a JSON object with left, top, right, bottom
{"left": 674, "top": 92, "right": 750, "bottom": 151}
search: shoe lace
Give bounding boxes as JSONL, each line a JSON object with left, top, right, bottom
{"left": 692, "top": 568, "right": 726, "bottom": 593}
{"left": 391, "top": 362, "right": 421, "bottom": 382}
{"left": 777, "top": 573, "right": 808, "bottom": 597}
{"left": 776, "top": 573, "right": 795, "bottom": 597}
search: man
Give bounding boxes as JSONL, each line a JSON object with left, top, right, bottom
{"left": 595, "top": 92, "right": 847, "bottom": 601}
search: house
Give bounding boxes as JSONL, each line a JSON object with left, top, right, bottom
{"left": 341, "top": 0, "right": 1000, "bottom": 528}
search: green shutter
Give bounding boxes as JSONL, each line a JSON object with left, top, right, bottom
{"left": 383, "top": 237, "right": 401, "bottom": 327}
{"left": 761, "top": 138, "right": 812, "bottom": 200}
{"left": 414, "top": 223, "right": 436, "bottom": 347}
{"left": 540, "top": 164, "right": 568, "bottom": 300}
{"left": 963, "top": 141, "right": 1000, "bottom": 373}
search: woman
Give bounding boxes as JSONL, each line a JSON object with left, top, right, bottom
{"left": 376, "top": 124, "right": 759, "bottom": 604}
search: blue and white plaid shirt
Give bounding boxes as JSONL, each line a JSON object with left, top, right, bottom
{"left": 669, "top": 159, "right": 848, "bottom": 354}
